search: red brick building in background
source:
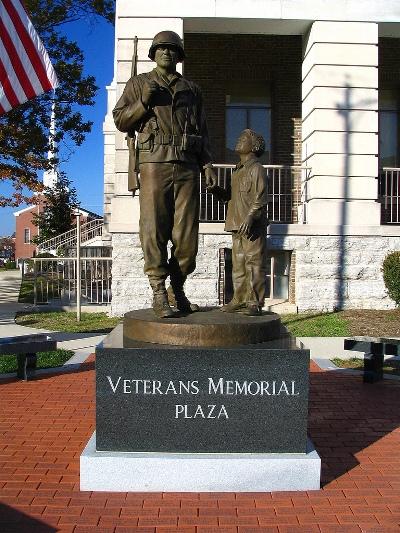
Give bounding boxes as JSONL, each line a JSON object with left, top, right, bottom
{"left": 13, "top": 200, "right": 43, "bottom": 262}
{"left": 13, "top": 197, "right": 99, "bottom": 264}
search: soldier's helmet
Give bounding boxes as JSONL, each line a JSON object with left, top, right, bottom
{"left": 148, "top": 31, "right": 185, "bottom": 61}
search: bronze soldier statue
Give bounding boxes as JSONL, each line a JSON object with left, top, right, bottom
{"left": 113, "top": 31, "right": 215, "bottom": 318}
{"left": 207, "top": 129, "right": 268, "bottom": 316}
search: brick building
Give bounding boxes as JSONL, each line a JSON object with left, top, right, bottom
{"left": 13, "top": 200, "right": 43, "bottom": 263}
{"left": 14, "top": 199, "right": 100, "bottom": 264}
{"left": 104, "top": 0, "right": 400, "bottom": 315}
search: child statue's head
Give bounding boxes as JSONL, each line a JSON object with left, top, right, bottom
{"left": 235, "top": 129, "right": 265, "bottom": 158}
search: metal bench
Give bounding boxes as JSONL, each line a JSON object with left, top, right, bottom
{"left": 344, "top": 336, "right": 400, "bottom": 383}
{"left": 0, "top": 334, "right": 57, "bottom": 381}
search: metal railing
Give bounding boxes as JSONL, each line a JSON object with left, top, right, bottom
{"left": 379, "top": 168, "right": 400, "bottom": 224}
{"left": 22, "top": 257, "right": 112, "bottom": 305}
{"left": 37, "top": 218, "right": 103, "bottom": 254}
{"left": 199, "top": 164, "right": 310, "bottom": 223}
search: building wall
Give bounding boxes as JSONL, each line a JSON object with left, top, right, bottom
{"left": 14, "top": 206, "right": 40, "bottom": 261}
{"left": 111, "top": 228, "right": 399, "bottom": 315}
{"left": 380, "top": 37, "right": 400, "bottom": 86}
{"left": 184, "top": 33, "right": 302, "bottom": 165}
{"left": 107, "top": 3, "right": 400, "bottom": 315}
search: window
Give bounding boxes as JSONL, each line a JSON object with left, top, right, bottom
{"left": 225, "top": 82, "right": 271, "bottom": 165}
{"left": 379, "top": 89, "right": 400, "bottom": 168}
{"left": 24, "top": 228, "right": 30, "bottom": 244}
{"left": 265, "top": 251, "right": 291, "bottom": 300}
{"left": 218, "top": 248, "right": 291, "bottom": 304}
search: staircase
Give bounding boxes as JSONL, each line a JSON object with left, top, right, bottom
{"left": 37, "top": 218, "right": 104, "bottom": 255}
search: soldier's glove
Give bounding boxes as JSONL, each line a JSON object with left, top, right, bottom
{"left": 204, "top": 165, "right": 218, "bottom": 189}
{"left": 142, "top": 80, "right": 160, "bottom": 107}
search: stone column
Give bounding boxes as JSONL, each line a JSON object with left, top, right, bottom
{"left": 301, "top": 21, "right": 380, "bottom": 226}
{"left": 102, "top": 81, "right": 117, "bottom": 244}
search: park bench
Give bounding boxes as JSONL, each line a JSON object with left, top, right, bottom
{"left": 344, "top": 336, "right": 400, "bottom": 383}
{"left": 0, "top": 333, "right": 57, "bottom": 381}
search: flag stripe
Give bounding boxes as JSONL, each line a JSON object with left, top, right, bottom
{"left": 0, "top": 80, "right": 13, "bottom": 113}
{"left": 0, "top": 0, "right": 58, "bottom": 115}
{"left": 3, "top": 0, "right": 52, "bottom": 92}
{"left": 0, "top": 37, "right": 29, "bottom": 105}
{"left": 0, "top": 3, "right": 44, "bottom": 99}
{"left": 11, "top": 0, "right": 58, "bottom": 89}
{"left": 0, "top": 17, "right": 35, "bottom": 100}
{"left": 0, "top": 58, "right": 20, "bottom": 108}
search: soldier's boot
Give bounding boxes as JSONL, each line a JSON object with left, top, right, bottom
{"left": 243, "top": 303, "right": 262, "bottom": 316}
{"left": 220, "top": 298, "right": 246, "bottom": 313}
{"left": 149, "top": 278, "right": 175, "bottom": 319}
{"left": 167, "top": 276, "right": 199, "bottom": 313}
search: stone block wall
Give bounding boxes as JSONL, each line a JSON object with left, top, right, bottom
{"left": 111, "top": 233, "right": 231, "bottom": 316}
{"left": 110, "top": 231, "right": 399, "bottom": 316}
{"left": 269, "top": 234, "right": 398, "bottom": 312}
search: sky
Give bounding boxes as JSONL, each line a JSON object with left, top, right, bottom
{"left": 0, "top": 14, "right": 115, "bottom": 236}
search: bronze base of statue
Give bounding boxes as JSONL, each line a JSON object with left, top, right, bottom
{"left": 123, "top": 308, "right": 283, "bottom": 347}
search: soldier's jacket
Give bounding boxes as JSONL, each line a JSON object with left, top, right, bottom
{"left": 212, "top": 158, "right": 268, "bottom": 233}
{"left": 113, "top": 68, "right": 212, "bottom": 168}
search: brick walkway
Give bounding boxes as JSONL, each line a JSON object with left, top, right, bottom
{"left": 0, "top": 359, "right": 399, "bottom": 533}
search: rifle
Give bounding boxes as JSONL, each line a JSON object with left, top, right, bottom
{"left": 127, "top": 36, "right": 139, "bottom": 195}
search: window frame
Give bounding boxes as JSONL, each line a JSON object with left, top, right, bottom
{"left": 23, "top": 228, "right": 30, "bottom": 244}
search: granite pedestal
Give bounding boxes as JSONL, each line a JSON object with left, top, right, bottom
{"left": 81, "top": 433, "right": 321, "bottom": 492}
{"left": 81, "top": 311, "right": 321, "bottom": 491}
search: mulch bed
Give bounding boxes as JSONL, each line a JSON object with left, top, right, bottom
{"left": 342, "top": 309, "right": 400, "bottom": 338}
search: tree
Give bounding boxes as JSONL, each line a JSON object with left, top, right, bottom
{"left": 31, "top": 173, "right": 79, "bottom": 245}
{"left": 0, "top": 0, "right": 114, "bottom": 207}
{"left": 0, "top": 237, "right": 15, "bottom": 261}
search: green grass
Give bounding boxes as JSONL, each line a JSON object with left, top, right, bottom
{"left": 281, "top": 312, "right": 350, "bottom": 337}
{"left": 18, "top": 277, "right": 61, "bottom": 304}
{"left": 15, "top": 311, "right": 121, "bottom": 333}
{"left": 18, "top": 279, "right": 35, "bottom": 303}
{"left": 15, "top": 309, "right": 350, "bottom": 336}
{"left": 0, "top": 349, "right": 74, "bottom": 374}
{"left": 332, "top": 357, "right": 400, "bottom": 376}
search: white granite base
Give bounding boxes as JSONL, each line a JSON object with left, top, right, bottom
{"left": 80, "top": 432, "right": 321, "bottom": 492}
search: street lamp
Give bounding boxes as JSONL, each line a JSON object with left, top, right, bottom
{"left": 73, "top": 209, "right": 81, "bottom": 322}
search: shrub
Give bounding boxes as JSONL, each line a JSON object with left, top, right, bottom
{"left": 4, "top": 261, "right": 16, "bottom": 269}
{"left": 35, "top": 252, "right": 55, "bottom": 258}
{"left": 382, "top": 251, "right": 400, "bottom": 306}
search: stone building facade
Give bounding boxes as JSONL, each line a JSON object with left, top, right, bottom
{"left": 104, "top": 0, "right": 400, "bottom": 316}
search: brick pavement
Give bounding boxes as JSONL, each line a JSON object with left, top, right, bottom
{"left": 0, "top": 358, "right": 399, "bottom": 533}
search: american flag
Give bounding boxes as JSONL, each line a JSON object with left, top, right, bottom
{"left": 0, "top": 0, "right": 58, "bottom": 115}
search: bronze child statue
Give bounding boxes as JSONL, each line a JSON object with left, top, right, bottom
{"left": 113, "top": 31, "right": 214, "bottom": 318}
{"left": 207, "top": 129, "right": 269, "bottom": 316}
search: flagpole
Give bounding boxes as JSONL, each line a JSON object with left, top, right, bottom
{"left": 43, "top": 90, "right": 59, "bottom": 189}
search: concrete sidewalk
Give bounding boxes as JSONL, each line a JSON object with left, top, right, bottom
{"left": 0, "top": 270, "right": 105, "bottom": 360}
{"left": 0, "top": 270, "right": 393, "bottom": 369}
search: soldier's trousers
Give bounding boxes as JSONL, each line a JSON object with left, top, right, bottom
{"left": 231, "top": 230, "right": 267, "bottom": 307}
{"left": 138, "top": 162, "right": 200, "bottom": 281}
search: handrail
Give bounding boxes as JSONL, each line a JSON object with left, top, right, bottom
{"left": 379, "top": 168, "right": 400, "bottom": 224}
{"left": 37, "top": 218, "right": 103, "bottom": 254}
{"left": 200, "top": 164, "right": 311, "bottom": 224}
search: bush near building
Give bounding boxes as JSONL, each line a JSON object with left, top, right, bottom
{"left": 382, "top": 252, "right": 400, "bottom": 306}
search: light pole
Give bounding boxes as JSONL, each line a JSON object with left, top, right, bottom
{"left": 74, "top": 209, "right": 82, "bottom": 322}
